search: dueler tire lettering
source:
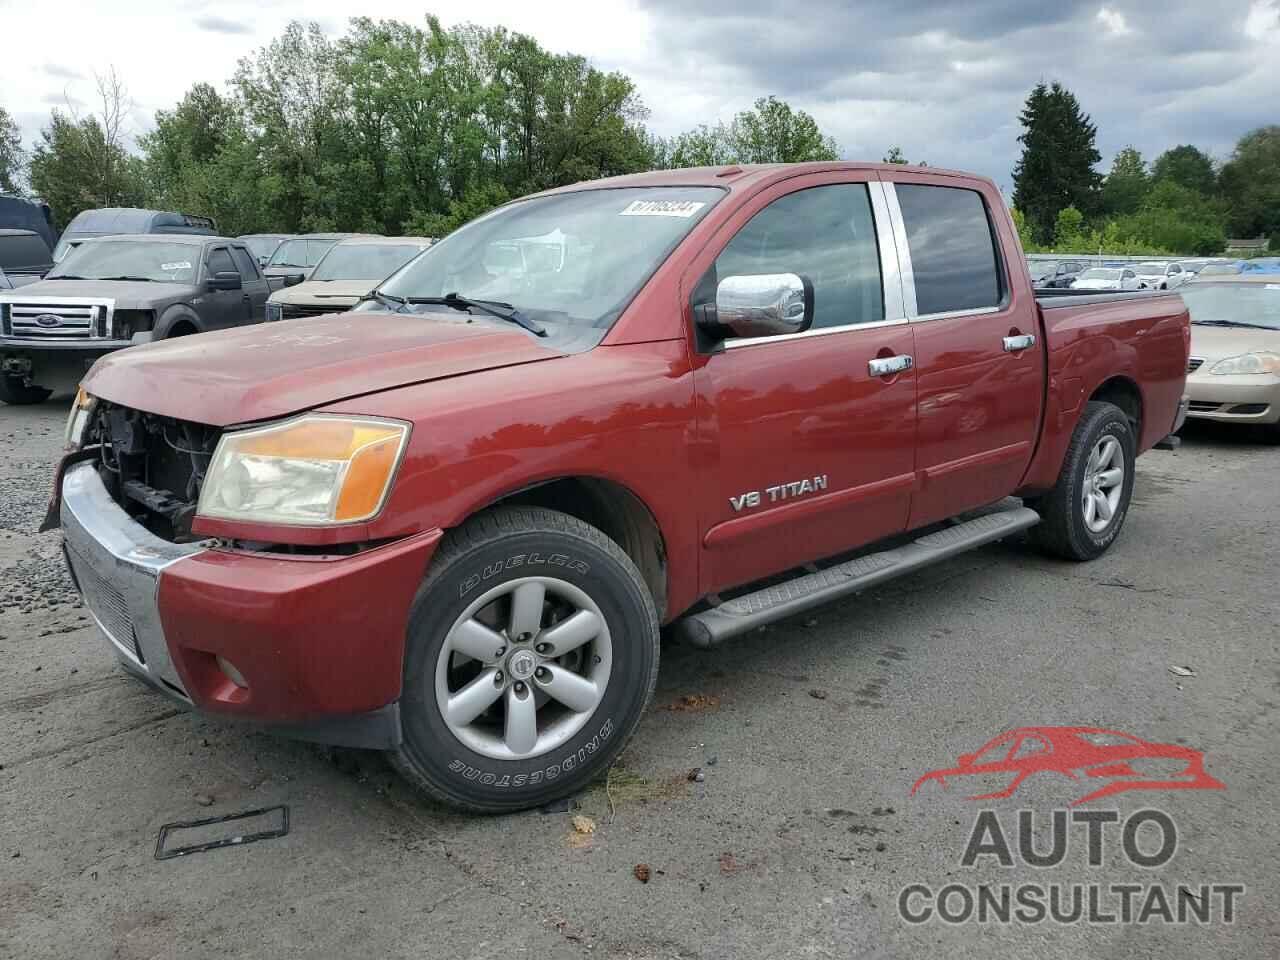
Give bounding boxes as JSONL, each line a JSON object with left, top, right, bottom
{"left": 392, "top": 507, "right": 658, "bottom": 813}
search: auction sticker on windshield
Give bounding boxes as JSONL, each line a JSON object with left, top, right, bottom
{"left": 161, "top": 261, "right": 192, "bottom": 271}
{"left": 619, "top": 199, "right": 707, "bottom": 217}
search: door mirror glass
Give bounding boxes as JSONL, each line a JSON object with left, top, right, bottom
{"left": 701, "top": 273, "right": 814, "bottom": 339}
{"left": 208, "top": 271, "right": 242, "bottom": 292}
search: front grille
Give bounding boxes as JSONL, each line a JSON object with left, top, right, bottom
{"left": 1, "top": 298, "right": 111, "bottom": 339}
{"left": 1188, "top": 401, "right": 1222, "bottom": 412}
{"left": 1187, "top": 357, "right": 1204, "bottom": 373}
{"left": 1228, "top": 403, "right": 1270, "bottom": 415}
{"left": 66, "top": 546, "right": 142, "bottom": 662}
{"left": 281, "top": 303, "right": 348, "bottom": 320}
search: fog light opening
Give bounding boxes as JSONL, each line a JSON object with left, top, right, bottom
{"left": 216, "top": 655, "right": 249, "bottom": 689}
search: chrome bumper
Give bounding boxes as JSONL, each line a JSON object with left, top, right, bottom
{"left": 60, "top": 461, "right": 206, "bottom": 699}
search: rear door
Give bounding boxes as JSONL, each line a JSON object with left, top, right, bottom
{"left": 882, "top": 175, "right": 1044, "bottom": 528}
{"left": 688, "top": 172, "right": 918, "bottom": 593}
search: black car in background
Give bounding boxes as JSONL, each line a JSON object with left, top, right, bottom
{"left": 1030, "top": 259, "right": 1089, "bottom": 289}
{"left": 52, "top": 208, "right": 217, "bottom": 263}
{"left": 0, "top": 234, "right": 268, "bottom": 404}
{"left": 0, "top": 195, "right": 57, "bottom": 251}
{"left": 0, "top": 229, "right": 55, "bottom": 288}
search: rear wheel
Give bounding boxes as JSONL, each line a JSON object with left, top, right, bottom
{"left": 1031, "top": 401, "right": 1136, "bottom": 561}
{"left": 391, "top": 506, "right": 659, "bottom": 812}
{"left": 0, "top": 375, "right": 51, "bottom": 405}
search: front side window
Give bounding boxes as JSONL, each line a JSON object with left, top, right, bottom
{"left": 46, "top": 240, "right": 200, "bottom": 283}
{"left": 895, "top": 184, "right": 1002, "bottom": 315}
{"left": 709, "top": 183, "right": 884, "bottom": 330}
{"left": 230, "top": 247, "right": 260, "bottom": 279}
{"left": 378, "top": 187, "right": 723, "bottom": 331}
{"left": 206, "top": 248, "right": 237, "bottom": 277}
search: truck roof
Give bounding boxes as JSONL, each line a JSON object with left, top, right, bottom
{"left": 530, "top": 161, "right": 990, "bottom": 199}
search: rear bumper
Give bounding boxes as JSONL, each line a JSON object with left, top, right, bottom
{"left": 60, "top": 461, "right": 441, "bottom": 748}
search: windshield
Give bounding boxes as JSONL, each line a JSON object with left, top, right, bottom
{"left": 375, "top": 186, "right": 724, "bottom": 329}
{"left": 1182, "top": 284, "right": 1280, "bottom": 329}
{"left": 268, "top": 238, "right": 336, "bottom": 268}
{"left": 311, "top": 242, "right": 428, "bottom": 282}
{"left": 46, "top": 240, "right": 200, "bottom": 282}
{"left": 243, "top": 236, "right": 285, "bottom": 260}
{"left": 1197, "top": 263, "right": 1241, "bottom": 276}
{"left": 1136, "top": 262, "right": 1168, "bottom": 274}
{"left": 1079, "top": 269, "right": 1120, "bottom": 280}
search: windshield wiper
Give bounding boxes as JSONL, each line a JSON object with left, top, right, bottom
{"left": 98, "top": 276, "right": 158, "bottom": 282}
{"left": 406, "top": 293, "right": 547, "bottom": 337}
{"left": 47, "top": 274, "right": 88, "bottom": 280}
{"left": 1191, "top": 319, "right": 1277, "bottom": 330}
{"left": 368, "top": 289, "right": 406, "bottom": 310}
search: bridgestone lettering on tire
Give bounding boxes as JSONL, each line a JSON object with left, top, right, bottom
{"left": 1031, "top": 401, "right": 1136, "bottom": 561}
{"left": 391, "top": 506, "right": 660, "bottom": 813}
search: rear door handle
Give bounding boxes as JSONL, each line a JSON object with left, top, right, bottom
{"left": 1003, "top": 334, "right": 1036, "bottom": 352}
{"left": 868, "top": 354, "right": 913, "bottom": 377}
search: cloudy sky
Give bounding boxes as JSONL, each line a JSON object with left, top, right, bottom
{"left": 2, "top": 0, "right": 1278, "bottom": 190}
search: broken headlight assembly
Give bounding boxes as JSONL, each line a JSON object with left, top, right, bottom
{"left": 197, "top": 415, "right": 410, "bottom": 526}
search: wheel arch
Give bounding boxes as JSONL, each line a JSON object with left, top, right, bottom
{"left": 1087, "top": 375, "right": 1143, "bottom": 436}
{"left": 469, "top": 476, "right": 669, "bottom": 621}
{"left": 156, "top": 303, "right": 204, "bottom": 338}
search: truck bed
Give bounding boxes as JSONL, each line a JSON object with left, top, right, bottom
{"left": 1036, "top": 288, "right": 1180, "bottom": 309}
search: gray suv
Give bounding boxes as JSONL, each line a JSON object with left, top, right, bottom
{"left": 0, "top": 234, "right": 268, "bottom": 404}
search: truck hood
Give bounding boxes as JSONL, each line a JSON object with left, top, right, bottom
{"left": 2, "top": 278, "right": 196, "bottom": 308}
{"left": 271, "top": 279, "right": 371, "bottom": 308}
{"left": 1188, "top": 323, "right": 1280, "bottom": 365}
{"left": 82, "top": 312, "right": 564, "bottom": 426}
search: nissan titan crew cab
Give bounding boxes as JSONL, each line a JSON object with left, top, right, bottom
{"left": 47, "top": 163, "right": 1190, "bottom": 812}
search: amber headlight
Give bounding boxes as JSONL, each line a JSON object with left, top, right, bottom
{"left": 198, "top": 415, "right": 410, "bottom": 525}
{"left": 1208, "top": 352, "right": 1280, "bottom": 375}
{"left": 65, "top": 386, "right": 95, "bottom": 451}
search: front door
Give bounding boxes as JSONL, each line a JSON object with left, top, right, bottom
{"left": 201, "top": 245, "right": 243, "bottom": 330}
{"left": 884, "top": 176, "right": 1044, "bottom": 528}
{"left": 688, "top": 175, "right": 919, "bottom": 593}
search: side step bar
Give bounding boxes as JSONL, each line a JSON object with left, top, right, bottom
{"left": 675, "top": 506, "right": 1041, "bottom": 648}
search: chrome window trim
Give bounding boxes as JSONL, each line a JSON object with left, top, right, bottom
{"left": 881, "top": 183, "right": 918, "bottom": 317}
{"left": 723, "top": 314, "right": 909, "bottom": 349}
{"left": 911, "top": 305, "right": 1003, "bottom": 323}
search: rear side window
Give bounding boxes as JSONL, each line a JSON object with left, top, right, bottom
{"left": 230, "top": 247, "right": 260, "bottom": 279}
{"left": 711, "top": 184, "right": 883, "bottom": 330}
{"left": 895, "top": 184, "right": 1002, "bottom": 315}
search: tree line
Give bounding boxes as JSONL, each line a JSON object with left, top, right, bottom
{"left": 1011, "top": 81, "right": 1280, "bottom": 256}
{"left": 1, "top": 18, "right": 1277, "bottom": 257}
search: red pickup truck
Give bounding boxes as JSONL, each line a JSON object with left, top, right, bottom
{"left": 52, "top": 163, "right": 1190, "bottom": 811}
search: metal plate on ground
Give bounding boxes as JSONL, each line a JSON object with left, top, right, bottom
{"left": 155, "top": 805, "right": 290, "bottom": 861}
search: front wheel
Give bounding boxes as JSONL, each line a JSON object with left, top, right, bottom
{"left": 391, "top": 506, "right": 660, "bottom": 812}
{"left": 0, "top": 375, "right": 52, "bottom": 405}
{"left": 1030, "top": 401, "right": 1136, "bottom": 561}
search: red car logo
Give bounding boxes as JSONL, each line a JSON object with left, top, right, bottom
{"left": 911, "top": 726, "right": 1225, "bottom": 806}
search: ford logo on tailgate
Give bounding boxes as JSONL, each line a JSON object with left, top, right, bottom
{"left": 34, "top": 314, "right": 62, "bottom": 327}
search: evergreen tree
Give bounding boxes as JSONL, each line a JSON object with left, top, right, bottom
{"left": 1011, "top": 81, "right": 1102, "bottom": 244}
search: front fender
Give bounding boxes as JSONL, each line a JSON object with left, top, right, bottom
{"left": 154, "top": 303, "right": 203, "bottom": 339}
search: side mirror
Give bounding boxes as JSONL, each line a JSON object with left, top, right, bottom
{"left": 283, "top": 272, "right": 306, "bottom": 288}
{"left": 697, "top": 273, "right": 814, "bottom": 340}
{"left": 208, "top": 271, "right": 242, "bottom": 292}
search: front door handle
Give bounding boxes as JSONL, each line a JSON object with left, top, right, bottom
{"left": 1003, "top": 334, "right": 1036, "bottom": 352}
{"left": 868, "top": 354, "right": 913, "bottom": 377}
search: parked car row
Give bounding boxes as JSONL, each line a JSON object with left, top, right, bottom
{"left": 1030, "top": 255, "right": 1280, "bottom": 293}
{"left": 0, "top": 225, "right": 435, "bottom": 404}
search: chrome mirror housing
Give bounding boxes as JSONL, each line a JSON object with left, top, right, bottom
{"left": 703, "top": 273, "right": 814, "bottom": 340}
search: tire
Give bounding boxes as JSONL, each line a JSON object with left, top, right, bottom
{"left": 1030, "top": 401, "right": 1136, "bottom": 561}
{"left": 0, "top": 375, "right": 51, "bottom": 405}
{"left": 390, "top": 506, "right": 660, "bottom": 813}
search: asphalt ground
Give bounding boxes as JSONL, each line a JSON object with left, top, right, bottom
{"left": 1, "top": 396, "right": 1276, "bottom": 960}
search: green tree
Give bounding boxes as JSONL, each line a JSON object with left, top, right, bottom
{"left": 1, "top": 105, "right": 24, "bottom": 194}
{"left": 657, "top": 96, "right": 838, "bottom": 168}
{"left": 1150, "top": 144, "right": 1215, "bottom": 195}
{"left": 1053, "top": 206, "right": 1087, "bottom": 249}
{"left": 1011, "top": 81, "right": 1102, "bottom": 244}
{"left": 1113, "top": 180, "right": 1227, "bottom": 255}
{"left": 883, "top": 146, "right": 907, "bottom": 164}
{"left": 29, "top": 111, "right": 146, "bottom": 231}
{"left": 1217, "top": 126, "right": 1280, "bottom": 239}
{"left": 1101, "top": 146, "right": 1149, "bottom": 216}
